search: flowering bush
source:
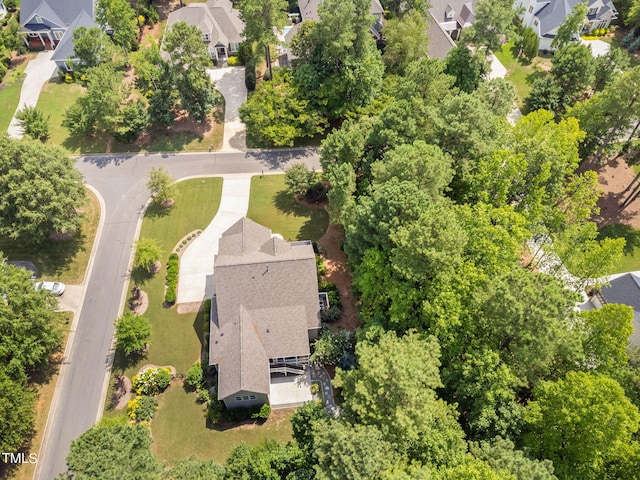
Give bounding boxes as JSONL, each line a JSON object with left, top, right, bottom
{"left": 132, "top": 367, "right": 171, "bottom": 396}
{"left": 127, "top": 395, "right": 158, "bottom": 422}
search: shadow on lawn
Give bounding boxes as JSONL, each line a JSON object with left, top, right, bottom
{"left": 273, "top": 190, "right": 329, "bottom": 241}
{"left": 0, "top": 229, "right": 88, "bottom": 280}
{"left": 598, "top": 223, "right": 640, "bottom": 255}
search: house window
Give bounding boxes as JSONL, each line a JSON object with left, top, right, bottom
{"left": 242, "top": 395, "right": 249, "bottom": 400}
{"left": 588, "top": 7, "right": 598, "bottom": 15}
{"left": 35, "top": 15, "right": 43, "bottom": 23}
{"left": 534, "top": 20, "right": 538, "bottom": 27}
{"left": 202, "top": 33, "right": 210, "bottom": 42}
{"left": 235, "top": 396, "right": 242, "bottom": 401}
{"left": 53, "top": 31, "right": 64, "bottom": 40}
{"left": 249, "top": 395, "right": 256, "bottom": 400}
{"left": 528, "top": 6, "right": 533, "bottom": 13}
{"left": 229, "top": 42, "right": 239, "bottom": 53}
{"left": 28, "top": 32, "right": 39, "bottom": 37}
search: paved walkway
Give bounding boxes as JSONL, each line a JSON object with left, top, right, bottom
{"left": 7, "top": 51, "right": 57, "bottom": 138}
{"left": 176, "top": 174, "right": 253, "bottom": 304}
{"left": 309, "top": 364, "right": 340, "bottom": 418}
{"left": 208, "top": 67, "right": 247, "bottom": 152}
{"left": 581, "top": 38, "right": 610, "bottom": 57}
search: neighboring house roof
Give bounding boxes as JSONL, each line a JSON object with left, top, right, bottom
{"left": 50, "top": 10, "right": 95, "bottom": 63}
{"left": 298, "top": 0, "right": 384, "bottom": 21}
{"left": 210, "top": 218, "right": 321, "bottom": 401}
{"left": 21, "top": 0, "right": 94, "bottom": 27}
{"left": 165, "top": 0, "right": 243, "bottom": 52}
{"left": 534, "top": 0, "right": 617, "bottom": 37}
{"left": 599, "top": 273, "right": 640, "bottom": 347}
{"left": 427, "top": 10, "right": 456, "bottom": 59}
{"left": 429, "top": 0, "right": 478, "bottom": 26}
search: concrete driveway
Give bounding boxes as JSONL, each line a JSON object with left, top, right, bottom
{"left": 208, "top": 67, "right": 247, "bottom": 152}
{"left": 7, "top": 51, "right": 57, "bottom": 138}
{"left": 176, "top": 174, "right": 253, "bottom": 304}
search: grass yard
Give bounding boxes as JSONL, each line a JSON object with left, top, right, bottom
{"left": 0, "top": 54, "right": 35, "bottom": 132}
{"left": 597, "top": 223, "right": 640, "bottom": 273}
{"left": 247, "top": 175, "right": 329, "bottom": 241}
{"left": 37, "top": 80, "right": 224, "bottom": 154}
{"left": 0, "top": 188, "right": 101, "bottom": 284}
{"left": 151, "top": 383, "right": 294, "bottom": 464}
{"left": 108, "top": 177, "right": 223, "bottom": 382}
{"left": 493, "top": 42, "right": 552, "bottom": 109}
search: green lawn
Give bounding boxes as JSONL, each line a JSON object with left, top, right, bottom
{"left": 0, "top": 188, "right": 101, "bottom": 284}
{"left": 109, "top": 177, "right": 223, "bottom": 380}
{"left": 493, "top": 42, "right": 552, "bottom": 108}
{"left": 0, "top": 54, "right": 35, "bottom": 132}
{"left": 151, "top": 383, "right": 294, "bottom": 464}
{"left": 37, "top": 80, "right": 224, "bottom": 154}
{"left": 597, "top": 223, "right": 640, "bottom": 274}
{"left": 247, "top": 175, "right": 329, "bottom": 241}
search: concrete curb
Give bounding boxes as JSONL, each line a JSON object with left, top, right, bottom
{"left": 34, "top": 185, "right": 106, "bottom": 480}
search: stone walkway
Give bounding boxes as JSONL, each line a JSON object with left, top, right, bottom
{"left": 7, "top": 51, "right": 57, "bottom": 138}
{"left": 309, "top": 364, "right": 340, "bottom": 418}
{"left": 176, "top": 174, "right": 252, "bottom": 304}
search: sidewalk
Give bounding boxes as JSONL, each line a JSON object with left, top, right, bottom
{"left": 7, "top": 51, "right": 57, "bottom": 138}
{"left": 208, "top": 67, "right": 247, "bottom": 152}
{"left": 309, "top": 364, "right": 340, "bottom": 418}
{"left": 176, "top": 174, "right": 253, "bottom": 304}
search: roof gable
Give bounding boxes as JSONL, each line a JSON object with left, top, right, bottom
{"left": 21, "top": 0, "right": 94, "bottom": 27}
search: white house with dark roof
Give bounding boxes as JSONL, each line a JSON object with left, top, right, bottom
{"left": 20, "top": 0, "right": 97, "bottom": 69}
{"left": 164, "top": 0, "right": 243, "bottom": 62}
{"left": 209, "top": 217, "right": 321, "bottom": 409}
{"left": 516, "top": 0, "right": 618, "bottom": 50}
{"left": 590, "top": 273, "right": 640, "bottom": 348}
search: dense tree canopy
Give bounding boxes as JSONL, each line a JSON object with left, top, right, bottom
{"left": 0, "top": 136, "right": 86, "bottom": 243}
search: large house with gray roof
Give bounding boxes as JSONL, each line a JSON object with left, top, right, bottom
{"left": 20, "top": 0, "right": 97, "bottom": 69}
{"left": 209, "top": 217, "right": 321, "bottom": 409}
{"left": 516, "top": 0, "right": 618, "bottom": 50}
{"left": 424, "top": 1, "right": 478, "bottom": 59}
{"left": 165, "top": 0, "right": 243, "bottom": 62}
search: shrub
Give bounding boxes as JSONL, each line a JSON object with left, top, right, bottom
{"left": 196, "top": 387, "right": 209, "bottom": 403}
{"left": 237, "top": 41, "right": 253, "bottom": 64}
{"left": 132, "top": 368, "right": 171, "bottom": 396}
{"left": 311, "top": 383, "right": 319, "bottom": 395}
{"left": 187, "top": 235, "right": 192, "bottom": 241}
{"left": 165, "top": 253, "right": 179, "bottom": 304}
{"left": 207, "top": 397, "right": 224, "bottom": 424}
{"left": 305, "top": 182, "right": 328, "bottom": 203}
{"left": 185, "top": 361, "right": 204, "bottom": 390}
{"left": 251, "top": 404, "right": 271, "bottom": 420}
{"left": 319, "top": 281, "right": 342, "bottom": 310}
{"left": 244, "top": 68, "right": 256, "bottom": 91}
{"left": 227, "top": 56, "right": 241, "bottom": 66}
{"left": 320, "top": 306, "right": 342, "bottom": 323}
{"left": 284, "top": 163, "right": 316, "bottom": 196}
{"left": 316, "top": 255, "right": 326, "bottom": 278}
{"left": 630, "top": 36, "right": 640, "bottom": 53}
{"left": 622, "top": 28, "right": 636, "bottom": 49}
{"left": 127, "top": 395, "right": 158, "bottom": 422}
{"left": 65, "top": 73, "right": 74, "bottom": 83}
{"left": 311, "top": 329, "right": 353, "bottom": 365}
{"left": 15, "top": 106, "right": 50, "bottom": 141}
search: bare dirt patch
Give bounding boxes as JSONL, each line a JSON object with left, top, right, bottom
{"left": 317, "top": 223, "right": 360, "bottom": 332}
{"left": 581, "top": 154, "right": 640, "bottom": 229}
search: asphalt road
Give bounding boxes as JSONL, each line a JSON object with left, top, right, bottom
{"left": 35, "top": 149, "right": 320, "bottom": 479}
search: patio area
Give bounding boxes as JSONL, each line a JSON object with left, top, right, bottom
{"left": 269, "top": 369, "right": 312, "bottom": 409}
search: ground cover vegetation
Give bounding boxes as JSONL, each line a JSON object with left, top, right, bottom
{"left": 60, "top": 0, "right": 640, "bottom": 478}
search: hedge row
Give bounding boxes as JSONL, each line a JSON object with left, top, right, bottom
{"left": 165, "top": 253, "right": 179, "bottom": 304}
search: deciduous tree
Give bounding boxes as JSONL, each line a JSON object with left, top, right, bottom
{"left": 96, "top": 0, "right": 138, "bottom": 53}
{"left": 284, "top": 163, "right": 316, "bottom": 196}
{"left": 133, "top": 238, "right": 162, "bottom": 273}
{"left": 115, "top": 311, "right": 151, "bottom": 356}
{"left": 15, "top": 106, "right": 50, "bottom": 141}
{"left": 0, "top": 136, "right": 86, "bottom": 243}
{"left": 73, "top": 26, "right": 115, "bottom": 69}
{"left": 0, "top": 368, "right": 36, "bottom": 454}
{"left": 146, "top": 166, "right": 176, "bottom": 205}
{"left": 161, "top": 456, "right": 225, "bottom": 479}
{"left": 444, "top": 45, "right": 488, "bottom": 93}
{"left": 551, "top": 2, "right": 588, "bottom": 49}
{"left": 464, "top": 0, "right": 520, "bottom": 50}
{"left": 524, "top": 372, "right": 640, "bottom": 480}
{"left": 382, "top": 9, "right": 429, "bottom": 74}
{"left": 237, "top": 0, "right": 288, "bottom": 49}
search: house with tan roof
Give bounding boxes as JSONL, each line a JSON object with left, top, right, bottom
{"left": 209, "top": 217, "right": 321, "bottom": 409}
{"left": 165, "top": 0, "right": 243, "bottom": 62}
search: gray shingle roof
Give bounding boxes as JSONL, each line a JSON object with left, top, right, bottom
{"left": 21, "top": 0, "right": 94, "bottom": 27}
{"left": 428, "top": 0, "right": 478, "bottom": 25}
{"left": 210, "top": 217, "right": 321, "bottom": 401}
{"left": 535, "top": 0, "right": 618, "bottom": 37}
{"left": 50, "top": 9, "right": 95, "bottom": 62}
{"left": 599, "top": 273, "right": 640, "bottom": 347}
{"left": 427, "top": 10, "right": 456, "bottom": 59}
{"left": 298, "top": 0, "right": 384, "bottom": 21}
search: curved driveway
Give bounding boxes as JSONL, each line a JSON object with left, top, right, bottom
{"left": 35, "top": 149, "right": 320, "bottom": 479}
